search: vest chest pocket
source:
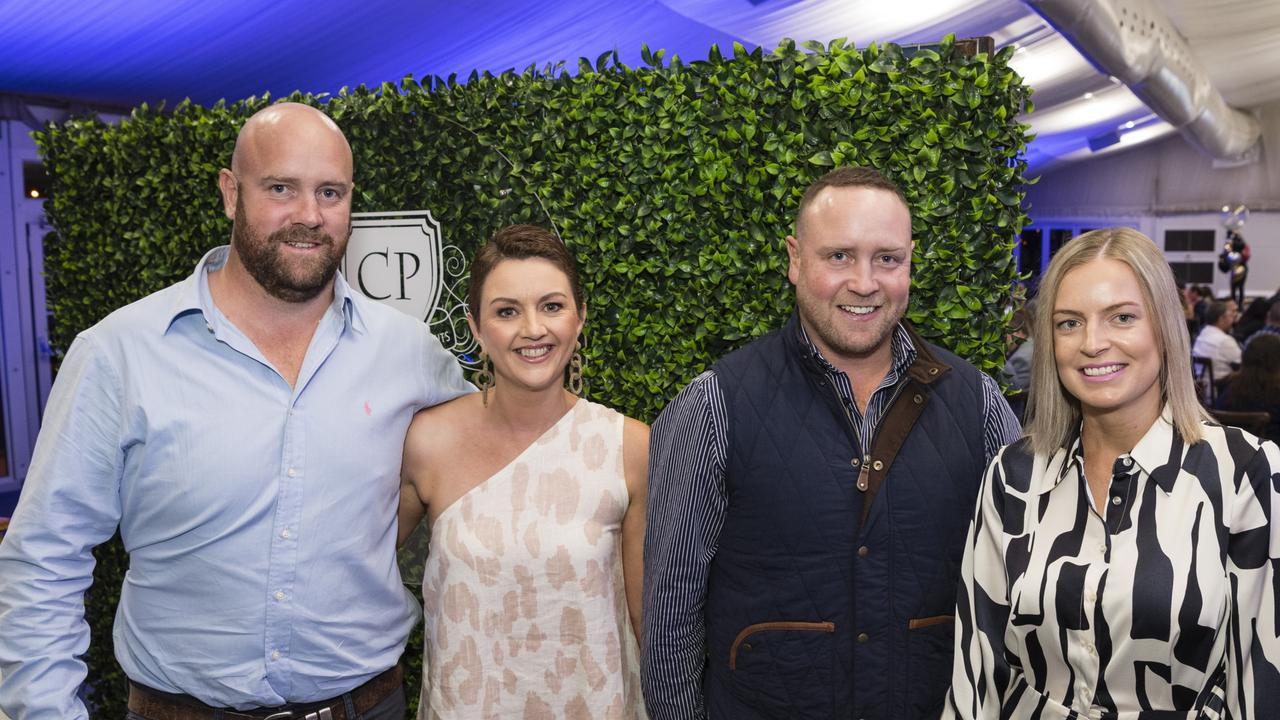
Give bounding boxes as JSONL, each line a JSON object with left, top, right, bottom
{"left": 727, "top": 621, "right": 836, "bottom": 716}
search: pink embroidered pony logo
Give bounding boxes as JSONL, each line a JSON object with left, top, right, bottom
{"left": 363, "top": 401, "right": 372, "bottom": 417}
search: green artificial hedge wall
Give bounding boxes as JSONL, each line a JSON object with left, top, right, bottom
{"left": 35, "top": 37, "right": 1030, "bottom": 716}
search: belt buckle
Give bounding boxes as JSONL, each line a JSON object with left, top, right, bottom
{"left": 262, "top": 713, "right": 294, "bottom": 720}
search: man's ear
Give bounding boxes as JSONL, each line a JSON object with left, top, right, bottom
{"left": 218, "top": 169, "right": 238, "bottom": 220}
{"left": 785, "top": 235, "right": 801, "bottom": 286}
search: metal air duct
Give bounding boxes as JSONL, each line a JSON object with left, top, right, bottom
{"left": 1024, "top": 0, "right": 1261, "bottom": 163}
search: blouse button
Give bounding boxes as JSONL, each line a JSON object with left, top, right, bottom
{"left": 1111, "top": 495, "right": 1122, "bottom": 506}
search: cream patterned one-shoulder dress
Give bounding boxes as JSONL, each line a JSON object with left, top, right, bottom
{"left": 418, "top": 399, "right": 646, "bottom": 719}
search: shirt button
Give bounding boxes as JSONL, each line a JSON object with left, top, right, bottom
{"left": 857, "top": 632, "right": 870, "bottom": 643}
{"left": 287, "top": 468, "right": 297, "bottom": 478}
{"left": 1111, "top": 495, "right": 1122, "bottom": 505}
{"left": 1121, "top": 457, "right": 1133, "bottom": 467}
{"left": 271, "top": 650, "right": 281, "bottom": 660}
{"left": 274, "top": 590, "right": 286, "bottom": 601}
{"left": 280, "top": 529, "right": 291, "bottom": 539}
{"left": 857, "top": 546, "right": 870, "bottom": 558}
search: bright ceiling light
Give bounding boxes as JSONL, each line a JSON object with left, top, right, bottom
{"left": 1025, "top": 85, "right": 1148, "bottom": 136}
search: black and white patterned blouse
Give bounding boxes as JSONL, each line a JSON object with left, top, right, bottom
{"left": 945, "top": 414, "right": 1280, "bottom": 719}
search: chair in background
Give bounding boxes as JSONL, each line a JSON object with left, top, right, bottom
{"left": 1208, "top": 409, "right": 1270, "bottom": 437}
{"left": 1191, "top": 355, "right": 1215, "bottom": 406}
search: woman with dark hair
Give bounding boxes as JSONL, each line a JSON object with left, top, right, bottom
{"left": 398, "top": 225, "right": 649, "bottom": 718}
{"left": 1218, "top": 332, "right": 1280, "bottom": 442}
{"left": 945, "top": 228, "right": 1279, "bottom": 719}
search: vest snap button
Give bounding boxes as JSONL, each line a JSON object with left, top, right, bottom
{"left": 850, "top": 458, "right": 860, "bottom": 467}
{"left": 743, "top": 643, "right": 752, "bottom": 652}
{"left": 857, "top": 632, "right": 870, "bottom": 643}
{"left": 929, "top": 367, "right": 939, "bottom": 375}
{"left": 872, "top": 460, "right": 884, "bottom": 471}
{"left": 913, "top": 394, "right": 923, "bottom": 404}
{"left": 857, "top": 545, "right": 869, "bottom": 558}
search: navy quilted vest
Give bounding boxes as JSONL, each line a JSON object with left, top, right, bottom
{"left": 704, "top": 312, "right": 987, "bottom": 719}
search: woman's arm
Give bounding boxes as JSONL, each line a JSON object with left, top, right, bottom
{"left": 1226, "top": 441, "right": 1280, "bottom": 718}
{"left": 945, "top": 447, "right": 1019, "bottom": 720}
{"left": 396, "top": 411, "right": 436, "bottom": 547}
{"left": 621, "top": 416, "right": 650, "bottom": 642}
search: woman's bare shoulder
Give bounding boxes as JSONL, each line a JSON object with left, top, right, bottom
{"left": 405, "top": 393, "right": 484, "bottom": 458}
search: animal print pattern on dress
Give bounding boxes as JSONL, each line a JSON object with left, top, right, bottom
{"left": 419, "top": 400, "right": 646, "bottom": 719}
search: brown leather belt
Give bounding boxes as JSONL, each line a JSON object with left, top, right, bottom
{"left": 127, "top": 665, "right": 402, "bottom": 720}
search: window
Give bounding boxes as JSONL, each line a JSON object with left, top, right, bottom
{"left": 1018, "top": 228, "right": 1042, "bottom": 278}
{"left": 1164, "top": 229, "right": 1216, "bottom": 253}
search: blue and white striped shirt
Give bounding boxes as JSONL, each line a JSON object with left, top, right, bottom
{"left": 641, "top": 323, "right": 1020, "bottom": 719}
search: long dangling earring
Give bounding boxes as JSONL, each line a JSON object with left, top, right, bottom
{"left": 567, "top": 341, "right": 585, "bottom": 396}
{"left": 475, "top": 351, "right": 495, "bottom": 406}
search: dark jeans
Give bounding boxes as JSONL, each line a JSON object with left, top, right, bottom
{"left": 126, "top": 686, "right": 406, "bottom": 720}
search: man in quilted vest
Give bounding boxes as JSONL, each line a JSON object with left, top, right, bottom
{"left": 642, "top": 165, "right": 1020, "bottom": 719}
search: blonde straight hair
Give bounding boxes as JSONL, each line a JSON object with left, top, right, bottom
{"left": 1026, "top": 227, "right": 1209, "bottom": 456}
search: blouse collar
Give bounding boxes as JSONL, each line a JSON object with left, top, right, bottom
{"left": 1042, "top": 408, "right": 1183, "bottom": 495}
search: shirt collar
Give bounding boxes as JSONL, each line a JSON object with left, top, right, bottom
{"left": 797, "top": 322, "right": 917, "bottom": 379}
{"left": 1042, "top": 408, "right": 1181, "bottom": 495}
{"left": 162, "top": 245, "right": 363, "bottom": 335}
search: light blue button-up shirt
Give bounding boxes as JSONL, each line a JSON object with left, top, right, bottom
{"left": 0, "top": 247, "right": 472, "bottom": 718}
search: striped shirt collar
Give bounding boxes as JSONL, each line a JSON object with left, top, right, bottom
{"left": 797, "top": 322, "right": 918, "bottom": 382}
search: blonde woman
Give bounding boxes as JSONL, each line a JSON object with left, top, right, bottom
{"left": 946, "top": 228, "right": 1279, "bottom": 718}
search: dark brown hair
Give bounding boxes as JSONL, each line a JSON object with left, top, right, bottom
{"left": 467, "top": 224, "right": 583, "bottom": 325}
{"left": 794, "top": 166, "right": 908, "bottom": 236}
{"left": 1222, "top": 333, "right": 1280, "bottom": 408}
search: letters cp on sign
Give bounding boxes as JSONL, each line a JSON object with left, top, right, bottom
{"left": 343, "top": 210, "right": 444, "bottom": 322}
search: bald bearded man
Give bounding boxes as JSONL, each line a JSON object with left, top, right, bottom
{"left": 0, "top": 103, "right": 472, "bottom": 719}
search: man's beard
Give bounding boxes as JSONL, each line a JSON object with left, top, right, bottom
{"left": 232, "top": 204, "right": 347, "bottom": 303}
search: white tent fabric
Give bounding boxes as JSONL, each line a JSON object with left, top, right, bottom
{"left": 0, "top": 0, "right": 1277, "bottom": 174}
